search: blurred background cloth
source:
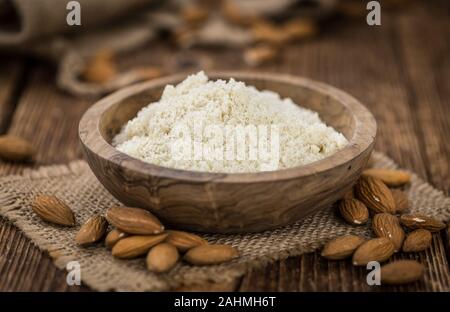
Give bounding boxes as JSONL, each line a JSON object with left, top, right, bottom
{"left": 0, "top": 0, "right": 377, "bottom": 98}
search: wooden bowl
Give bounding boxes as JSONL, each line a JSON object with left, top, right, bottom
{"left": 79, "top": 72, "right": 376, "bottom": 233}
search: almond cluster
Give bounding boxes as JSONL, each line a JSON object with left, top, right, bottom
{"left": 322, "top": 168, "right": 447, "bottom": 285}
{"left": 30, "top": 197, "right": 239, "bottom": 274}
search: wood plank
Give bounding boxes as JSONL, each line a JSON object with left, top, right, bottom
{"left": 393, "top": 3, "right": 450, "bottom": 195}
{"left": 0, "top": 55, "right": 25, "bottom": 134}
{"left": 0, "top": 64, "right": 91, "bottom": 291}
{"left": 239, "top": 3, "right": 449, "bottom": 292}
{"left": 391, "top": 2, "right": 450, "bottom": 275}
{"left": 0, "top": 1, "right": 448, "bottom": 292}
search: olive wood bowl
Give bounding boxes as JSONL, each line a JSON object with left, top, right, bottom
{"left": 79, "top": 72, "right": 377, "bottom": 233}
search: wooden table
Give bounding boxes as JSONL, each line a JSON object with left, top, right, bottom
{"left": 0, "top": 2, "right": 448, "bottom": 291}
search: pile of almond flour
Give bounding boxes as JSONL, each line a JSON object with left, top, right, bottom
{"left": 113, "top": 71, "right": 348, "bottom": 173}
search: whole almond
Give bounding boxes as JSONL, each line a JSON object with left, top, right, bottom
{"left": 338, "top": 199, "right": 369, "bottom": 225}
{"left": 362, "top": 169, "right": 411, "bottom": 187}
{"left": 0, "top": 135, "right": 34, "bottom": 162}
{"left": 106, "top": 206, "right": 164, "bottom": 235}
{"left": 352, "top": 237, "right": 395, "bottom": 266}
{"left": 380, "top": 260, "right": 424, "bottom": 285}
{"left": 184, "top": 245, "right": 239, "bottom": 265}
{"left": 400, "top": 214, "right": 446, "bottom": 232}
{"left": 221, "top": 0, "right": 257, "bottom": 26}
{"left": 244, "top": 45, "right": 278, "bottom": 67}
{"left": 402, "top": 229, "right": 432, "bottom": 252}
{"left": 354, "top": 175, "right": 396, "bottom": 214}
{"left": 391, "top": 189, "right": 409, "bottom": 213}
{"left": 181, "top": 4, "right": 209, "bottom": 26}
{"left": 112, "top": 233, "right": 168, "bottom": 259}
{"left": 165, "top": 230, "right": 208, "bottom": 252}
{"left": 146, "top": 243, "right": 179, "bottom": 273}
{"left": 283, "top": 19, "right": 317, "bottom": 40}
{"left": 31, "top": 195, "right": 75, "bottom": 226}
{"left": 251, "top": 20, "right": 290, "bottom": 45}
{"left": 75, "top": 215, "right": 108, "bottom": 246}
{"left": 372, "top": 213, "right": 405, "bottom": 251}
{"left": 321, "top": 235, "right": 365, "bottom": 260}
{"left": 82, "top": 50, "right": 117, "bottom": 83}
{"left": 105, "top": 229, "right": 128, "bottom": 249}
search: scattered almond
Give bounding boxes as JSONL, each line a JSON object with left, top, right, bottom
{"left": 283, "top": 19, "right": 317, "bottom": 41}
{"left": 372, "top": 213, "right": 405, "bottom": 251}
{"left": 402, "top": 229, "right": 432, "bottom": 252}
{"left": 82, "top": 50, "right": 117, "bottom": 83}
{"left": 111, "top": 233, "right": 168, "bottom": 259}
{"left": 105, "top": 229, "right": 128, "bottom": 249}
{"left": 146, "top": 243, "right": 179, "bottom": 273}
{"left": 400, "top": 214, "right": 446, "bottom": 232}
{"left": 244, "top": 45, "right": 278, "bottom": 67}
{"left": 181, "top": 5, "right": 209, "bottom": 26}
{"left": 380, "top": 260, "right": 424, "bottom": 285}
{"left": 338, "top": 199, "right": 369, "bottom": 225}
{"left": 31, "top": 195, "right": 75, "bottom": 226}
{"left": 354, "top": 175, "right": 396, "bottom": 214}
{"left": 106, "top": 206, "right": 164, "bottom": 235}
{"left": 352, "top": 237, "right": 395, "bottom": 266}
{"left": 0, "top": 135, "right": 34, "bottom": 162}
{"left": 321, "top": 235, "right": 365, "bottom": 260}
{"left": 337, "top": 0, "right": 367, "bottom": 18}
{"left": 184, "top": 244, "right": 239, "bottom": 265}
{"left": 362, "top": 169, "right": 411, "bottom": 187}
{"left": 391, "top": 189, "right": 409, "bottom": 213}
{"left": 251, "top": 20, "right": 290, "bottom": 45}
{"left": 75, "top": 215, "right": 108, "bottom": 246}
{"left": 165, "top": 230, "right": 208, "bottom": 252}
{"left": 221, "top": 0, "right": 257, "bottom": 26}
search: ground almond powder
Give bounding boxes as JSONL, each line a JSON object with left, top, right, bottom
{"left": 113, "top": 71, "right": 348, "bottom": 173}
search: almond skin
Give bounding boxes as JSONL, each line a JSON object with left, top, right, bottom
{"left": 31, "top": 195, "right": 75, "bottom": 226}
{"left": 112, "top": 233, "right": 168, "bottom": 259}
{"left": 400, "top": 214, "right": 446, "bottom": 232}
{"left": 82, "top": 50, "right": 117, "bottom": 83}
{"left": 354, "top": 176, "right": 396, "bottom": 214}
{"left": 244, "top": 45, "right": 278, "bottom": 67}
{"left": 165, "top": 230, "right": 208, "bottom": 252}
{"left": 402, "top": 229, "right": 432, "bottom": 252}
{"left": 338, "top": 199, "right": 369, "bottom": 225}
{"left": 283, "top": 19, "right": 317, "bottom": 41}
{"left": 362, "top": 169, "right": 411, "bottom": 187}
{"left": 380, "top": 260, "right": 424, "bottom": 285}
{"left": 105, "top": 229, "right": 128, "bottom": 249}
{"left": 352, "top": 238, "right": 395, "bottom": 266}
{"left": 75, "top": 215, "right": 108, "bottom": 246}
{"left": 372, "top": 213, "right": 405, "bottom": 251}
{"left": 0, "top": 135, "right": 34, "bottom": 162}
{"left": 146, "top": 243, "right": 179, "bottom": 273}
{"left": 184, "top": 245, "right": 239, "bottom": 265}
{"left": 106, "top": 206, "right": 164, "bottom": 235}
{"left": 321, "top": 235, "right": 365, "bottom": 260}
{"left": 391, "top": 189, "right": 409, "bottom": 213}
{"left": 181, "top": 4, "right": 209, "bottom": 26}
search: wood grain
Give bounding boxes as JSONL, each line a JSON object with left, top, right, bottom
{"left": 0, "top": 56, "right": 25, "bottom": 134}
{"left": 0, "top": 65, "right": 90, "bottom": 291}
{"left": 0, "top": 1, "right": 448, "bottom": 291}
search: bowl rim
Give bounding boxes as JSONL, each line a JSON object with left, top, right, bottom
{"left": 79, "top": 71, "right": 377, "bottom": 184}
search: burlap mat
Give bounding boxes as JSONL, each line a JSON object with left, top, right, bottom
{"left": 0, "top": 151, "right": 449, "bottom": 291}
